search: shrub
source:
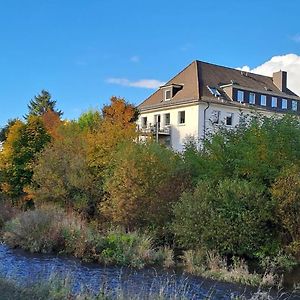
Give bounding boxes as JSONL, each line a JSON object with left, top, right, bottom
{"left": 102, "top": 141, "right": 190, "bottom": 230}
{"left": 3, "top": 206, "right": 169, "bottom": 268}
{"left": 173, "top": 179, "right": 277, "bottom": 257}
{"left": 271, "top": 165, "right": 300, "bottom": 257}
{"left": 3, "top": 206, "right": 65, "bottom": 252}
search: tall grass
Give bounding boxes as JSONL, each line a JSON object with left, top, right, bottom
{"left": 0, "top": 273, "right": 298, "bottom": 300}
{"left": 181, "top": 249, "right": 278, "bottom": 287}
{"left": 3, "top": 205, "right": 173, "bottom": 268}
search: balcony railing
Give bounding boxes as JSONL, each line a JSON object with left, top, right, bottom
{"left": 139, "top": 124, "right": 171, "bottom": 135}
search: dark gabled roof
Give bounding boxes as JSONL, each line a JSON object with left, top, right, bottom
{"left": 197, "top": 60, "right": 297, "bottom": 98}
{"left": 138, "top": 60, "right": 298, "bottom": 110}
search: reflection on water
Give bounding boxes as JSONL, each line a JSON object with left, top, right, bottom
{"left": 0, "top": 244, "right": 299, "bottom": 299}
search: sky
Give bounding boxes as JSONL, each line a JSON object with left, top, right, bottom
{"left": 1, "top": 0, "right": 300, "bottom": 127}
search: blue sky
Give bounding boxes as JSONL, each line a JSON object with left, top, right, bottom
{"left": 1, "top": 0, "right": 300, "bottom": 126}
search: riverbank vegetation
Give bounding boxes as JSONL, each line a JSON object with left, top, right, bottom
{"left": 1, "top": 91, "right": 300, "bottom": 287}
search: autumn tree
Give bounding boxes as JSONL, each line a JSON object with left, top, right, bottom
{"left": 26, "top": 90, "right": 62, "bottom": 118}
{"left": 0, "top": 119, "right": 18, "bottom": 142}
{"left": 87, "top": 96, "right": 139, "bottom": 170}
{"left": 41, "top": 110, "right": 63, "bottom": 140}
{"left": 102, "top": 142, "right": 190, "bottom": 230}
{"left": 30, "top": 122, "right": 102, "bottom": 216}
{"left": 0, "top": 117, "right": 51, "bottom": 200}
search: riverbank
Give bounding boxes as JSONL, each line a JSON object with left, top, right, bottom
{"left": 1, "top": 205, "right": 298, "bottom": 290}
{"left": 1, "top": 244, "right": 300, "bottom": 300}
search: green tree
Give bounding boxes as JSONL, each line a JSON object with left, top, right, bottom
{"left": 271, "top": 165, "right": 300, "bottom": 255}
{"left": 187, "top": 114, "right": 300, "bottom": 186}
{"left": 173, "top": 179, "right": 277, "bottom": 257}
{"left": 26, "top": 90, "right": 62, "bottom": 118}
{"left": 77, "top": 109, "right": 102, "bottom": 131}
{"left": 0, "top": 117, "right": 51, "bottom": 200}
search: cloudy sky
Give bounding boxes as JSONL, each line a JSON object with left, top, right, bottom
{"left": 1, "top": 0, "right": 300, "bottom": 126}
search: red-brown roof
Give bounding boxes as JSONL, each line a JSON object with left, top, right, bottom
{"left": 138, "top": 60, "right": 298, "bottom": 110}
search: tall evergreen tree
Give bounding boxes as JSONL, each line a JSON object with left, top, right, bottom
{"left": 26, "top": 90, "right": 63, "bottom": 118}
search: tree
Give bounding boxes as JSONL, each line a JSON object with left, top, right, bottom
{"left": 0, "top": 119, "right": 18, "bottom": 142}
{"left": 173, "top": 179, "right": 277, "bottom": 257}
{"left": 102, "top": 142, "right": 190, "bottom": 230}
{"left": 41, "top": 110, "right": 63, "bottom": 140}
{"left": 26, "top": 90, "right": 63, "bottom": 118}
{"left": 189, "top": 114, "right": 300, "bottom": 187}
{"left": 271, "top": 165, "right": 300, "bottom": 255}
{"left": 30, "top": 122, "right": 102, "bottom": 216}
{"left": 0, "top": 117, "right": 51, "bottom": 200}
{"left": 77, "top": 109, "right": 102, "bottom": 131}
{"left": 87, "top": 97, "right": 139, "bottom": 170}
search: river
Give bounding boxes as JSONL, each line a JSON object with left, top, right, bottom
{"left": 0, "top": 244, "right": 299, "bottom": 299}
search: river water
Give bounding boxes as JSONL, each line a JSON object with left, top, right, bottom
{"left": 0, "top": 244, "right": 299, "bottom": 299}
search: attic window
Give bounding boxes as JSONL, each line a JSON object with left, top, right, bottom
{"left": 207, "top": 86, "right": 221, "bottom": 97}
{"left": 165, "top": 90, "right": 171, "bottom": 101}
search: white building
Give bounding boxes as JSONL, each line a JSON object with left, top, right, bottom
{"left": 137, "top": 60, "right": 300, "bottom": 152}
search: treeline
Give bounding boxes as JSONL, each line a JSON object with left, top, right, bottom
{"left": 1, "top": 90, "right": 300, "bottom": 285}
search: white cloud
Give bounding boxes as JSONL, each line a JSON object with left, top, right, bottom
{"left": 130, "top": 56, "right": 140, "bottom": 63}
{"left": 106, "top": 78, "right": 165, "bottom": 89}
{"left": 237, "top": 54, "right": 300, "bottom": 95}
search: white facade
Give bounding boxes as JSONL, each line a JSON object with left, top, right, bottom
{"left": 138, "top": 103, "right": 199, "bottom": 152}
{"left": 138, "top": 102, "right": 279, "bottom": 152}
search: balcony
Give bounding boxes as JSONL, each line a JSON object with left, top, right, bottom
{"left": 139, "top": 124, "right": 171, "bottom": 136}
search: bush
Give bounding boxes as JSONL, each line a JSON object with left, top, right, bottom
{"left": 3, "top": 206, "right": 170, "bottom": 268}
{"left": 173, "top": 179, "right": 278, "bottom": 257}
{"left": 102, "top": 141, "right": 190, "bottom": 230}
{"left": 3, "top": 206, "right": 65, "bottom": 252}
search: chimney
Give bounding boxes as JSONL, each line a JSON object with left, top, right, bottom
{"left": 273, "top": 70, "right": 287, "bottom": 92}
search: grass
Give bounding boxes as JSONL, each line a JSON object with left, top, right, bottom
{"left": 3, "top": 205, "right": 174, "bottom": 269}
{"left": 0, "top": 274, "right": 193, "bottom": 300}
{"left": 181, "top": 249, "right": 278, "bottom": 287}
{"left": 0, "top": 273, "right": 299, "bottom": 300}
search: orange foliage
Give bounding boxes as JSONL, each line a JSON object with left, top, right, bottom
{"left": 87, "top": 97, "right": 139, "bottom": 169}
{"left": 41, "top": 110, "right": 62, "bottom": 139}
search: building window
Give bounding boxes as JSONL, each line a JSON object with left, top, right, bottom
{"left": 249, "top": 93, "right": 255, "bottom": 104}
{"left": 292, "top": 100, "right": 298, "bottom": 111}
{"left": 165, "top": 90, "right": 171, "bottom": 101}
{"left": 271, "top": 97, "right": 277, "bottom": 108}
{"left": 141, "top": 117, "right": 147, "bottom": 128}
{"left": 237, "top": 90, "right": 244, "bottom": 102}
{"left": 211, "top": 110, "right": 221, "bottom": 124}
{"left": 164, "top": 113, "right": 170, "bottom": 126}
{"left": 207, "top": 86, "right": 221, "bottom": 97}
{"left": 178, "top": 111, "right": 185, "bottom": 124}
{"left": 260, "top": 95, "right": 267, "bottom": 106}
{"left": 226, "top": 113, "right": 234, "bottom": 126}
{"left": 282, "top": 99, "right": 288, "bottom": 109}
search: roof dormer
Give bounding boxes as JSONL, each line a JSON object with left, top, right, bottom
{"left": 161, "top": 83, "right": 183, "bottom": 101}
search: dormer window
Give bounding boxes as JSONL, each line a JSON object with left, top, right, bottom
{"left": 161, "top": 83, "right": 183, "bottom": 102}
{"left": 165, "top": 90, "right": 171, "bottom": 101}
{"left": 237, "top": 90, "right": 244, "bottom": 102}
{"left": 207, "top": 86, "right": 221, "bottom": 97}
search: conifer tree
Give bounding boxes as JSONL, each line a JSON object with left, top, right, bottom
{"left": 26, "top": 90, "right": 63, "bottom": 118}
